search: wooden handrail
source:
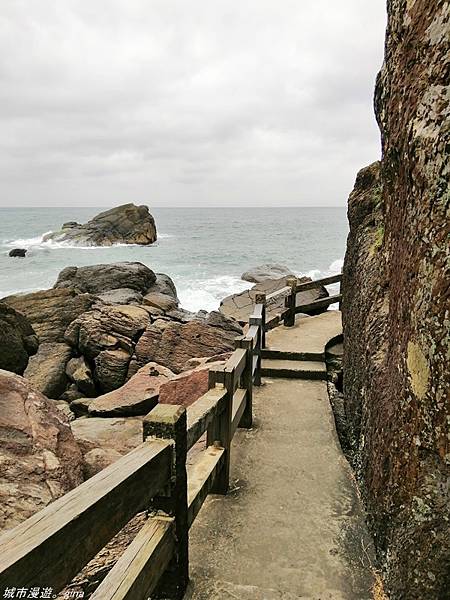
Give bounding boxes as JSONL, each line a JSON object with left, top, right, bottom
{"left": 2, "top": 266, "right": 335, "bottom": 598}
{"left": 0, "top": 440, "right": 172, "bottom": 592}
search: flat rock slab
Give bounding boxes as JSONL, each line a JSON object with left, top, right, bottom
{"left": 188, "top": 377, "right": 376, "bottom": 599}
{"left": 266, "top": 310, "right": 342, "bottom": 355}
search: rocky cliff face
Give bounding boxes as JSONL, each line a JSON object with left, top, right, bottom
{"left": 342, "top": 2, "right": 449, "bottom": 598}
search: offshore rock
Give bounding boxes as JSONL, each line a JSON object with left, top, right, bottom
{"left": 342, "top": 3, "right": 450, "bottom": 597}
{"left": 8, "top": 248, "right": 27, "bottom": 258}
{"left": 0, "top": 303, "right": 38, "bottom": 374}
{"left": 0, "top": 370, "right": 83, "bottom": 531}
{"left": 43, "top": 203, "right": 157, "bottom": 246}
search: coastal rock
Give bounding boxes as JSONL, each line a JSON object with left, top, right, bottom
{"left": 42, "top": 203, "right": 157, "bottom": 247}
{"left": 2, "top": 288, "right": 96, "bottom": 343}
{"left": 89, "top": 362, "right": 174, "bottom": 417}
{"left": 241, "top": 264, "right": 295, "bottom": 283}
{"left": 143, "top": 291, "right": 178, "bottom": 312}
{"left": 96, "top": 288, "right": 144, "bottom": 305}
{"left": 8, "top": 248, "right": 27, "bottom": 258}
{"left": 93, "top": 349, "right": 133, "bottom": 393}
{"left": 65, "top": 304, "right": 151, "bottom": 391}
{"left": 0, "top": 303, "right": 38, "bottom": 374}
{"left": 159, "top": 360, "right": 226, "bottom": 407}
{"left": 71, "top": 416, "right": 144, "bottom": 477}
{"left": 54, "top": 261, "right": 156, "bottom": 295}
{"left": 342, "top": 3, "right": 450, "bottom": 597}
{"left": 132, "top": 318, "right": 238, "bottom": 374}
{"left": 145, "top": 273, "right": 179, "bottom": 300}
{"left": 220, "top": 276, "right": 328, "bottom": 324}
{"left": 66, "top": 356, "right": 96, "bottom": 397}
{"left": 23, "top": 342, "right": 73, "bottom": 399}
{"left": 0, "top": 370, "right": 83, "bottom": 530}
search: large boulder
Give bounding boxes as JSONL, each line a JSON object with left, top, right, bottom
{"left": 219, "top": 276, "right": 328, "bottom": 324}
{"left": 88, "top": 362, "right": 174, "bottom": 417}
{"left": 145, "top": 273, "right": 179, "bottom": 300}
{"left": 65, "top": 304, "right": 151, "bottom": 392}
{"left": 159, "top": 360, "right": 227, "bottom": 407}
{"left": 0, "top": 303, "right": 38, "bottom": 374}
{"left": 143, "top": 291, "right": 178, "bottom": 312}
{"left": 71, "top": 416, "right": 144, "bottom": 478}
{"left": 1, "top": 288, "right": 96, "bottom": 343}
{"left": 54, "top": 262, "right": 156, "bottom": 295}
{"left": 23, "top": 342, "right": 73, "bottom": 399}
{"left": 131, "top": 318, "right": 238, "bottom": 374}
{"left": 241, "top": 264, "right": 296, "bottom": 283}
{"left": 42, "top": 203, "right": 157, "bottom": 246}
{"left": 96, "top": 288, "right": 144, "bottom": 305}
{"left": 0, "top": 370, "right": 83, "bottom": 530}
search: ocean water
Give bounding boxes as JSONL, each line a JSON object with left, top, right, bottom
{"left": 0, "top": 207, "right": 348, "bottom": 312}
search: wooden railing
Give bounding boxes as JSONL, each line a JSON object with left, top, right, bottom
{"left": 0, "top": 273, "right": 341, "bottom": 599}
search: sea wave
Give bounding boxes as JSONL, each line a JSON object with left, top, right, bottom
{"left": 2, "top": 232, "right": 173, "bottom": 250}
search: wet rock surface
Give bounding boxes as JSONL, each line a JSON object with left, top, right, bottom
{"left": 241, "top": 263, "right": 296, "bottom": 283}
{"left": 342, "top": 3, "right": 450, "bottom": 597}
{"left": 42, "top": 203, "right": 157, "bottom": 246}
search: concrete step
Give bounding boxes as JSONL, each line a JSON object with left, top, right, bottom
{"left": 261, "top": 359, "right": 327, "bottom": 380}
{"left": 261, "top": 348, "right": 325, "bottom": 361}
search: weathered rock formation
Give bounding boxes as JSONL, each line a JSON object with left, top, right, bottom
{"left": 2, "top": 288, "right": 96, "bottom": 343}
{"left": 24, "top": 342, "right": 73, "bottom": 398}
{"left": 65, "top": 304, "right": 151, "bottom": 392}
{"left": 241, "top": 263, "right": 295, "bottom": 283}
{"left": 158, "top": 360, "right": 227, "bottom": 406}
{"left": 0, "top": 303, "right": 38, "bottom": 374}
{"left": 220, "top": 276, "right": 328, "bottom": 324}
{"left": 0, "top": 370, "right": 83, "bottom": 530}
{"left": 54, "top": 261, "right": 156, "bottom": 295}
{"left": 131, "top": 317, "right": 240, "bottom": 375}
{"left": 71, "top": 417, "right": 144, "bottom": 478}
{"left": 88, "top": 362, "right": 174, "bottom": 417}
{"left": 42, "top": 203, "right": 157, "bottom": 246}
{"left": 342, "top": 3, "right": 450, "bottom": 598}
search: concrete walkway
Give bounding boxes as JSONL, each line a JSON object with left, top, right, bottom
{"left": 187, "top": 312, "right": 376, "bottom": 600}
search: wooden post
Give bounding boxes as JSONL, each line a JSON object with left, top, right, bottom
{"left": 206, "top": 366, "right": 233, "bottom": 494}
{"left": 284, "top": 277, "right": 297, "bottom": 327}
{"left": 143, "top": 405, "right": 188, "bottom": 600}
{"left": 255, "top": 293, "right": 267, "bottom": 349}
{"left": 235, "top": 336, "right": 253, "bottom": 428}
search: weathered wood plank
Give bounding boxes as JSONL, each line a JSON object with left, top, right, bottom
{"left": 231, "top": 388, "right": 247, "bottom": 439}
{"left": 265, "top": 285, "right": 291, "bottom": 306}
{"left": 245, "top": 324, "right": 259, "bottom": 342}
{"left": 186, "top": 387, "right": 227, "bottom": 450}
{"left": 295, "top": 273, "right": 342, "bottom": 292}
{"left": 295, "top": 294, "right": 342, "bottom": 313}
{"left": 90, "top": 516, "right": 175, "bottom": 600}
{"left": 252, "top": 354, "right": 259, "bottom": 376}
{"left": 0, "top": 440, "right": 172, "bottom": 592}
{"left": 187, "top": 446, "right": 225, "bottom": 528}
{"left": 225, "top": 348, "right": 246, "bottom": 382}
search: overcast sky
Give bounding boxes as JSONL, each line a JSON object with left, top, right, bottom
{"left": 0, "top": 1, "right": 387, "bottom": 207}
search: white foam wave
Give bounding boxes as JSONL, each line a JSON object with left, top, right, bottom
{"left": 178, "top": 275, "right": 251, "bottom": 313}
{"left": 2, "top": 233, "right": 170, "bottom": 251}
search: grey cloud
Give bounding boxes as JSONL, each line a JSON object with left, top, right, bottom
{"left": 0, "top": 0, "right": 387, "bottom": 206}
